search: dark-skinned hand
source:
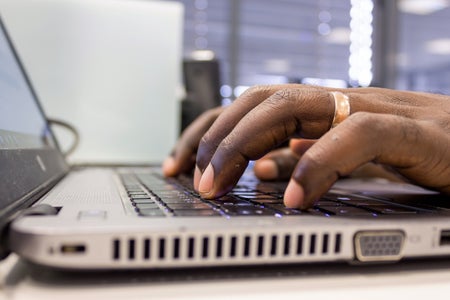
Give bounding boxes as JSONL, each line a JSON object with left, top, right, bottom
{"left": 163, "top": 84, "right": 450, "bottom": 209}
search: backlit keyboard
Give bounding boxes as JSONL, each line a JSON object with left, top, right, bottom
{"left": 119, "top": 170, "right": 436, "bottom": 218}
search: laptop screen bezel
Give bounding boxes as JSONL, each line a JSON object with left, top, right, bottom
{"left": 0, "top": 14, "right": 69, "bottom": 221}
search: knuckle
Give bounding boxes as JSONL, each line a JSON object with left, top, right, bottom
{"left": 199, "top": 131, "right": 214, "bottom": 149}
{"left": 266, "top": 88, "right": 329, "bottom": 110}
{"left": 399, "top": 120, "right": 422, "bottom": 145}
{"left": 346, "top": 111, "right": 377, "bottom": 127}
{"left": 240, "top": 84, "right": 273, "bottom": 98}
{"left": 263, "top": 89, "right": 307, "bottom": 113}
{"left": 271, "top": 88, "right": 300, "bottom": 103}
{"left": 429, "top": 112, "right": 450, "bottom": 133}
{"left": 345, "top": 112, "right": 390, "bottom": 137}
{"left": 220, "top": 133, "right": 237, "bottom": 152}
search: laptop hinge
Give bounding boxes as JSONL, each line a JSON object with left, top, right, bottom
{"left": 0, "top": 204, "right": 59, "bottom": 261}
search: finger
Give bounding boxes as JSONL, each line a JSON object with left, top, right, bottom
{"left": 289, "top": 138, "right": 317, "bottom": 157}
{"left": 284, "top": 112, "right": 450, "bottom": 209}
{"left": 289, "top": 139, "right": 404, "bottom": 182}
{"left": 196, "top": 85, "right": 450, "bottom": 198}
{"left": 195, "top": 86, "right": 422, "bottom": 176}
{"left": 198, "top": 87, "right": 336, "bottom": 198}
{"left": 253, "top": 148, "right": 298, "bottom": 181}
{"left": 341, "top": 87, "right": 450, "bottom": 117}
{"left": 195, "top": 85, "right": 322, "bottom": 173}
{"left": 195, "top": 84, "right": 341, "bottom": 174}
{"left": 350, "top": 163, "right": 406, "bottom": 182}
{"left": 162, "top": 106, "right": 224, "bottom": 177}
{"left": 289, "top": 139, "right": 405, "bottom": 182}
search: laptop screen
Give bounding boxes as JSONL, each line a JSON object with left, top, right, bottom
{"left": 0, "top": 24, "right": 56, "bottom": 150}
{"left": 0, "top": 16, "right": 68, "bottom": 216}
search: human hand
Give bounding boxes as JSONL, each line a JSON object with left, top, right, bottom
{"left": 163, "top": 106, "right": 225, "bottom": 177}
{"left": 165, "top": 84, "right": 450, "bottom": 209}
{"left": 162, "top": 105, "right": 299, "bottom": 180}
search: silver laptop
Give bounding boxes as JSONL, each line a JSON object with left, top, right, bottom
{"left": 1, "top": 14, "right": 450, "bottom": 271}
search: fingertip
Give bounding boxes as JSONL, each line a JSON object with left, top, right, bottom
{"left": 198, "top": 163, "right": 214, "bottom": 196}
{"left": 283, "top": 179, "right": 305, "bottom": 208}
{"left": 193, "top": 165, "right": 202, "bottom": 191}
{"left": 162, "top": 156, "right": 177, "bottom": 177}
{"left": 289, "top": 139, "right": 303, "bottom": 149}
{"left": 289, "top": 139, "right": 316, "bottom": 157}
{"left": 254, "top": 159, "right": 278, "bottom": 180}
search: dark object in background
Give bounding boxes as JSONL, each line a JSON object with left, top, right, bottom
{"left": 181, "top": 59, "right": 222, "bottom": 132}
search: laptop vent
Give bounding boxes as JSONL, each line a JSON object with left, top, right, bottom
{"left": 111, "top": 232, "right": 343, "bottom": 265}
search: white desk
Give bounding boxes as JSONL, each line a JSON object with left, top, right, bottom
{"left": 2, "top": 254, "right": 450, "bottom": 300}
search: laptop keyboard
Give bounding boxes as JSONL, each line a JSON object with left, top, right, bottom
{"left": 119, "top": 170, "right": 436, "bottom": 218}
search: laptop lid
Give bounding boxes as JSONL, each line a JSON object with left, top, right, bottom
{"left": 0, "top": 14, "right": 68, "bottom": 225}
{"left": 0, "top": 0, "right": 183, "bottom": 165}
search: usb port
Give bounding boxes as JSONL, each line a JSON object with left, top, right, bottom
{"left": 60, "top": 244, "right": 86, "bottom": 254}
{"left": 439, "top": 230, "right": 450, "bottom": 246}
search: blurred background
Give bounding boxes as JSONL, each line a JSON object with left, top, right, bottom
{"left": 1, "top": 0, "right": 448, "bottom": 162}
{"left": 169, "top": 0, "right": 450, "bottom": 108}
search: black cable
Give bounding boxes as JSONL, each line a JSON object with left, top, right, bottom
{"left": 47, "top": 118, "right": 80, "bottom": 157}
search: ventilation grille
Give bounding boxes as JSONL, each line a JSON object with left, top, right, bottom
{"left": 111, "top": 232, "right": 343, "bottom": 265}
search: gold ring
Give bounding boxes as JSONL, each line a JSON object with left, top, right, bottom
{"left": 330, "top": 91, "right": 350, "bottom": 128}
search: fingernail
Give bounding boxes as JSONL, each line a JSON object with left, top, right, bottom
{"left": 254, "top": 159, "right": 278, "bottom": 180}
{"left": 198, "top": 163, "right": 214, "bottom": 195}
{"left": 284, "top": 179, "right": 305, "bottom": 208}
{"left": 194, "top": 165, "right": 202, "bottom": 191}
{"left": 162, "top": 156, "right": 176, "bottom": 176}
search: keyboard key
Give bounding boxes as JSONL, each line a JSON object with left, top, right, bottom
{"left": 139, "top": 209, "right": 166, "bottom": 217}
{"left": 161, "top": 197, "right": 203, "bottom": 204}
{"left": 132, "top": 198, "right": 156, "bottom": 204}
{"left": 127, "top": 192, "right": 147, "bottom": 196}
{"left": 307, "top": 208, "right": 331, "bottom": 216}
{"left": 209, "top": 197, "right": 254, "bottom": 207}
{"left": 318, "top": 205, "right": 377, "bottom": 216}
{"left": 251, "top": 198, "right": 284, "bottom": 204}
{"left": 129, "top": 194, "right": 153, "bottom": 199}
{"left": 223, "top": 206, "right": 277, "bottom": 216}
{"left": 173, "top": 209, "right": 221, "bottom": 217}
{"left": 336, "top": 199, "right": 389, "bottom": 207}
{"left": 369, "top": 205, "right": 419, "bottom": 215}
{"left": 264, "top": 204, "right": 302, "bottom": 215}
{"left": 167, "top": 203, "right": 212, "bottom": 210}
{"left": 135, "top": 203, "right": 161, "bottom": 210}
{"left": 314, "top": 199, "right": 342, "bottom": 206}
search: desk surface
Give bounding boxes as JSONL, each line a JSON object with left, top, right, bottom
{"left": 2, "top": 254, "right": 450, "bottom": 300}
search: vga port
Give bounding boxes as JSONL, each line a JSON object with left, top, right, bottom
{"left": 354, "top": 230, "right": 405, "bottom": 262}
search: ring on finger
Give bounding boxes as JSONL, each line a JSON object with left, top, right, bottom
{"left": 329, "top": 91, "right": 350, "bottom": 128}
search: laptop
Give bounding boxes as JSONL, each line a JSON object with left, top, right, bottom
{"left": 1, "top": 13, "right": 450, "bottom": 271}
